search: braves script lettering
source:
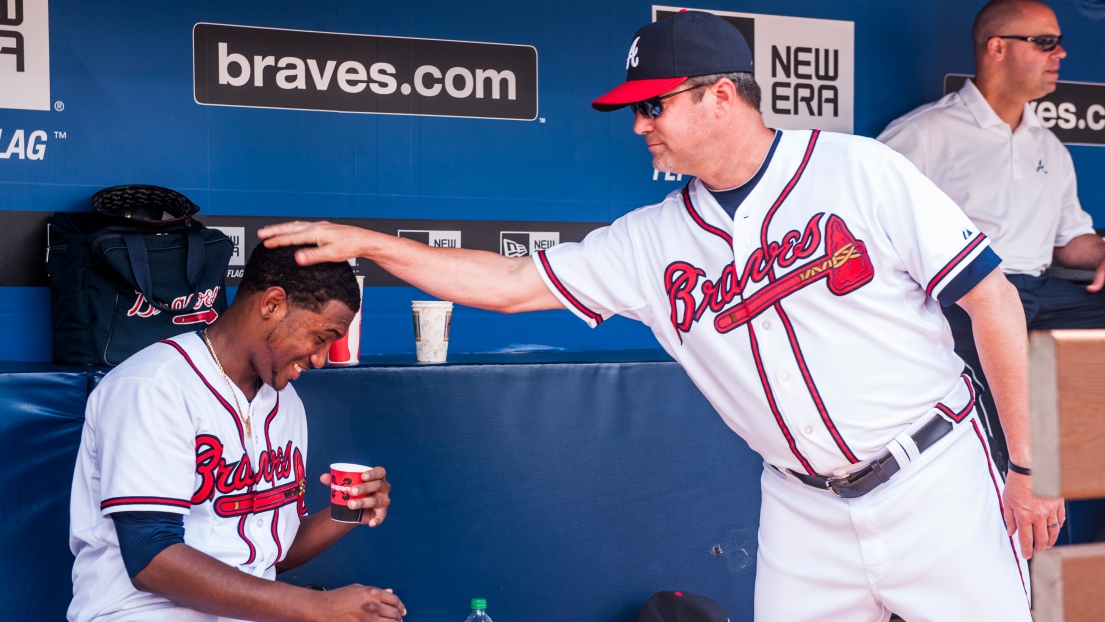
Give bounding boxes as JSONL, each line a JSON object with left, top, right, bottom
{"left": 193, "top": 434, "right": 299, "bottom": 502}
{"left": 666, "top": 213, "right": 874, "bottom": 339}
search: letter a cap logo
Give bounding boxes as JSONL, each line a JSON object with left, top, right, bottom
{"left": 626, "top": 36, "right": 641, "bottom": 69}
{"left": 592, "top": 10, "right": 753, "bottom": 112}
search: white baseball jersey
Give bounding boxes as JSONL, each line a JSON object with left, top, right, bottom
{"left": 878, "top": 79, "right": 1093, "bottom": 276}
{"left": 534, "top": 129, "right": 990, "bottom": 476}
{"left": 69, "top": 332, "right": 308, "bottom": 622}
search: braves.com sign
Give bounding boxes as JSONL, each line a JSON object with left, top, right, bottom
{"left": 0, "top": 0, "right": 50, "bottom": 110}
{"left": 654, "top": 7, "right": 854, "bottom": 133}
{"left": 946, "top": 75, "right": 1105, "bottom": 147}
{"left": 193, "top": 23, "right": 538, "bottom": 120}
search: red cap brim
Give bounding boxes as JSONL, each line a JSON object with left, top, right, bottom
{"left": 591, "top": 77, "right": 688, "bottom": 112}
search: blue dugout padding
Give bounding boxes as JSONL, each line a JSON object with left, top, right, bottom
{"left": 0, "top": 366, "right": 91, "bottom": 622}
{"left": 0, "top": 356, "right": 765, "bottom": 621}
{"left": 2, "top": 357, "right": 1103, "bottom": 620}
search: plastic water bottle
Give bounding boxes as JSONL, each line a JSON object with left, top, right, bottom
{"left": 465, "top": 598, "right": 493, "bottom": 622}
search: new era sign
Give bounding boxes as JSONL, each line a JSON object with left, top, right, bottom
{"left": 399, "top": 230, "right": 462, "bottom": 248}
{"left": 500, "top": 231, "right": 558, "bottom": 257}
{"left": 655, "top": 6, "right": 854, "bottom": 133}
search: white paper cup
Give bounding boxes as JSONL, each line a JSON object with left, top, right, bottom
{"left": 411, "top": 301, "right": 453, "bottom": 363}
{"left": 328, "top": 275, "right": 365, "bottom": 366}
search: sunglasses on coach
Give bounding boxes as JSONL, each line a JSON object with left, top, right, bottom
{"left": 630, "top": 84, "right": 708, "bottom": 119}
{"left": 992, "top": 34, "right": 1063, "bottom": 51}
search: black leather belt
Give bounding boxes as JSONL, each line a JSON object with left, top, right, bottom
{"left": 780, "top": 415, "right": 954, "bottom": 499}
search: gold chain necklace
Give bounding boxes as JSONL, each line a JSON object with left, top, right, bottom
{"left": 203, "top": 328, "right": 253, "bottom": 438}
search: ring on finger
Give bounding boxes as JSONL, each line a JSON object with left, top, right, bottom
{"left": 1047, "top": 522, "right": 1060, "bottom": 529}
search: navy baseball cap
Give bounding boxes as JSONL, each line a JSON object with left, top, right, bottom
{"left": 592, "top": 10, "right": 754, "bottom": 112}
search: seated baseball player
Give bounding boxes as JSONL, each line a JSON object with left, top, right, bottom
{"left": 68, "top": 244, "right": 406, "bottom": 622}
{"left": 878, "top": 0, "right": 1105, "bottom": 472}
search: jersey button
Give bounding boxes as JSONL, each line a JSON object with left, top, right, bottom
{"left": 780, "top": 372, "right": 790, "bottom": 381}
{"left": 803, "top": 426, "right": 813, "bottom": 435}
{"left": 761, "top": 321, "right": 770, "bottom": 330}
{"left": 256, "top": 518, "right": 264, "bottom": 528}
{"left": 741, "top": 239, "right": 751, "bottom": 247}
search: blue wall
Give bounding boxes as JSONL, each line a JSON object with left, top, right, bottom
{"left": 2, "top": 0, "right": 1103, "bottom": 361}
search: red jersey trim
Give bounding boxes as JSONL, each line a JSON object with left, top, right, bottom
{"left": 748, "top": 325, "right": 817, "bottom": 475}
{"left": 935, "top": 374, "right": 976, "bottom": 423}
{"left": 537, "top": 250, "right": 604, "bottom": 325}
{"left": 759, "top": 129, "right": 820, "bottom": 256}
{"left": 926, "top": 234, "right": 988, "bottom": 298}
{"left": 262, "top": 397, "right": 285, "bottom": 566}
{"left": 101, "top": 496, "right": 191, "bottom": 510}
{"left": 682, "top": 185, "right": 733, "bottom": 246}
{"left": 160, "top": 339, "right": 247, "bottom": 447}
{"left": 774, "top": 305, "right": 859, "bottom": 464}
{"left": 753, "top": 130, "right": 858, "bottom": 463}
{"left": 970, "top": 419, "right": 1030, "bottom": 606}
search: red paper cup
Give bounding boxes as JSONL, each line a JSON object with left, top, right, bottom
{"left": 330, "top": 462, "right": 371, "bottom": 523}
{"left": 328, "top": 275, "right": 364, "bottom": 366}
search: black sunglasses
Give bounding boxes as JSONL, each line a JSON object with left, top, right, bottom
{"left": 630, "top": 84, "right": 708, "bottom": 119}
{"left": 993, "top": 34, "right": 1063, "bottom": 51}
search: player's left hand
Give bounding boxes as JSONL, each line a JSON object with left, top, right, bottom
{"left": 1002, "top": 471, "right": 1065, "bottom": 558}
{"left": 320, "top": 466, "right": 392, "bottom": 528}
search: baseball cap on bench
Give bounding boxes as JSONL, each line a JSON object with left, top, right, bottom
{"left": 637, "top": 590, "right": 730, "bottom": 622}
{"left": 592, "top": 10, "right": 753, "bottom": 112}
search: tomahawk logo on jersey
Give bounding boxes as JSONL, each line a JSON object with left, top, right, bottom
{"left": 533, "top": 129, "right": 997, "bottom": 474}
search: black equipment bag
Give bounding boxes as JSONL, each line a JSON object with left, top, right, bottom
{"left": 46, "top": 185, "right": 233, "bottom": 366}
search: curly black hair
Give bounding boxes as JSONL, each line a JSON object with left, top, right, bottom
{"left": 237, "top": 244, "right": 360, "bottom": 314}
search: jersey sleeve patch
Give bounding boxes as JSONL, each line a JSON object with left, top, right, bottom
{"left": 935, "top": 246, "right": 1002, "bottom": 307}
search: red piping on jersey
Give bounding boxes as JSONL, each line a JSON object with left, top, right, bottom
{"left": 926, "top": 234, "right": 988, "bottom": 298}
{"left": 749, "top": 130, "right": 859, "bottom": 463}
{"left": 681, "top": 185, "right": 733, "bottom": 246}
{"left": 160, "top": 339, "right": 246, "bottom": 447}
{"left": 162, "top": 338, "right": 261, "bottom": 565}
{"left": 537, "top": 250, "right": 604, "bottom": 325}
{"left": 970, "top": 418, "right": 1030, "bottom": 606}
{"left": 759, "top": 130, "right": 820, "bottom": 256}
{"left": 262, "top": 398, "right": 285, "bottom": 566}
{"left": 935, "top": 374, "right": 976, "bottom": 423}
{"left": 101, "top": 496, "right": 191, "bottom": 511}
{"left": 748, "top": 325, "right": 817, "bottom": 474}
{"left": 774, "top": 305, "right": 859, "bottom": 463}
{"left": 238, "top": 515, "right": 257, "bottom": 565}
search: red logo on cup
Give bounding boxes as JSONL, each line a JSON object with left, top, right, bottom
{"left": 329, "top": 462, "right": 371, "bottom": 523}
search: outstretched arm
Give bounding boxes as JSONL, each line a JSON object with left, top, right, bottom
{"left": 955, "top": 268, "right": 1065, "bottom": 558}
{"left": 259, "top": 221, "right": 564, "bottom": 314}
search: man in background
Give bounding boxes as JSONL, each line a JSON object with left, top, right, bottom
{"left": 879, "top": 0, "right": 1105, "bottom": 471}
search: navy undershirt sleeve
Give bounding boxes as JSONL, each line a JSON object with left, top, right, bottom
{"left": 937, "top": 246, "right": 1003, "bottom": 307}
{"left": 708, "top": 130, "right": 782, "bottom": 218}
{"left": 112, "top": 511, "right": 185, "bottom": 578}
